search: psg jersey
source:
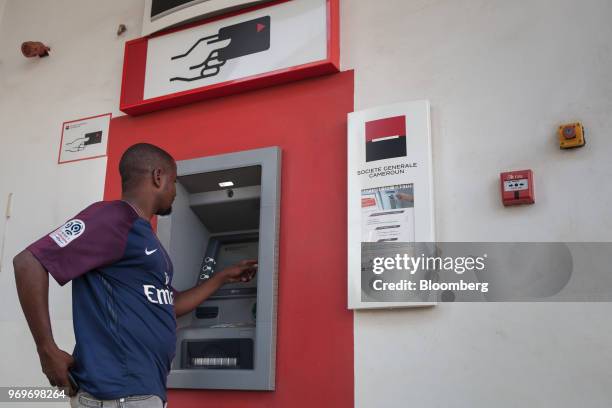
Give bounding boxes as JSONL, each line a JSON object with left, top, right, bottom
{"left": 28, "top": 200, "right": 176, "bottom": 402}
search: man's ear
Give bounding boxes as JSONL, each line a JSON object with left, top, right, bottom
{"left": 152, "top": 168, "right": 163, "bottom": 188}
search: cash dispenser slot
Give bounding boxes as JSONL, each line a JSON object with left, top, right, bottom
{"left": 182, "top": 339, "right": 254, "bottom": 370}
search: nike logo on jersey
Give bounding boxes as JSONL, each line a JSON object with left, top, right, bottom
{"left": 145, "top": 248, "right": 158, "bottom": 255}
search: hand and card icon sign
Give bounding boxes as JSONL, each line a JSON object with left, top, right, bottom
{"left": 170, "top": 16, "right": 271, "bottom": 82}
{"left": 59, "top": 113, "right": 111, "bottom": 164}
{"left": 64, "top": 131, "right": 103, "bottom": 153}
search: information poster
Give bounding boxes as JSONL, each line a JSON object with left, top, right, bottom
{"left": 347, "top": 101, "right": 435, "bottom": 309}
{"left": 361, "top": 184, "right": 415, "bottom": 243}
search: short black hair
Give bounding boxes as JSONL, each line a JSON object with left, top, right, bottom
{"left": 119, "top": 143, "right": 175, "bottom": 191}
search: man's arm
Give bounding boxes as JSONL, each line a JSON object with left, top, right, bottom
{"left": 13, "top": 250, "right": 75, "bottom": 393}
{"left": 174, "top": 259, "right": 257, "bottom": 318}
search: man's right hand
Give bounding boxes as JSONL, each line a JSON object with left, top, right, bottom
{"left": 218, "top": 260, "right": 258, "bottom": 283}
{"left": 38, "top": 344, "right": 75, "bottom": 394}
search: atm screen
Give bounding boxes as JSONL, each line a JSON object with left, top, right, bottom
{"left": 216, "top": 240, "right": 258, "bottom": 290}
{"left": 198, "top": 234, "right": 259, "bottom": 296}
{"left": 216, "top": 241, "right": 259, "bottom": 271}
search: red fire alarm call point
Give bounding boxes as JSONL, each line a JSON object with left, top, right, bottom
{"left": 500, "top": 169, "right": 535, "bottom": 206}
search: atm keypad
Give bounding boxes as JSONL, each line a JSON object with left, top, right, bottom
{"left": 199, "top": 257, "right": 216, "bottom": 281}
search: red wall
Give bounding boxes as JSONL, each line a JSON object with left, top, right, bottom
{"left": 104, "top": 71, "right": 354, "bottom": 407}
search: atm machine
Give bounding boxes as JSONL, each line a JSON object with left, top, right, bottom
{"left": 157, "top": 147, "right": 281, "bottom": 390}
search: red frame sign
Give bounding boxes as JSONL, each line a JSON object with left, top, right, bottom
{"left": 120, "top": 0, "right": 340, "bottom": 116}
{"left": 58, "top": 113, "right": 112, "bottom": 164}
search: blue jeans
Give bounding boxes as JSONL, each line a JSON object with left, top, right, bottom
{"left": 69, "top": 391, "right": 165, "bottom": 407}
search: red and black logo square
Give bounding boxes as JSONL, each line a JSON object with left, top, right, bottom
{"left": 365, "top": 116, "right": 407, "bottom": 162}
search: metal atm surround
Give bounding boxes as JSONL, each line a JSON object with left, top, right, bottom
{"left": 157, "top": 147, "right": 281, "bottom": 390}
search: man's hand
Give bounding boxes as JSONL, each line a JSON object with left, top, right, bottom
{"left": 13, "top": 250, "right": 77, "bottom": 395}
{"left": 218, "top": 260, "right": 258, "bottom": 283}
{"left": 395, "top": 192, "right": 414, "bottom": 203}
{"left": 38, "top": 344, "right": 76, "bottom": 395}
{"left": 173, "top": 259, "right": 258, "bottom": 318}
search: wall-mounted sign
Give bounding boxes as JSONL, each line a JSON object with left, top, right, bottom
{"left": 121, "top": 0, "right": 339, "bottom": 115}
{"left": 142, "top": 0, "right": 275, "bottom": 36}
{"left": 347, "top": 101, "right": 435, "bottom": 309}
{"left": 58, "top": 113, "right": 111, "bottom": 164}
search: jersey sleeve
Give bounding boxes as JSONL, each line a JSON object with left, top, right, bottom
{"left": 27, "top": 201, "right": 138, "bottom": 286}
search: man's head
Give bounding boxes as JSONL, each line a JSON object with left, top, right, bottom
{"left": 119, "top": 143, "right": 176, "bottom": 216}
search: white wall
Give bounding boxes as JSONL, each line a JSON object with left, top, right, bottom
{"left": 0, "top": 1, "right": 144, "bottom": 406}
{"left": 342, "top": 0, "right": 612, "bottom": 407}
{"left": 0, "top": 0, "right": 6, "bottom": 27}
{"left": 1, "top": 1, "right": 611, "bottom": 407}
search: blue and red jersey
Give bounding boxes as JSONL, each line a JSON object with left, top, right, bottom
{"left": 27, "top": 200, "right": 176, "bottom": 402}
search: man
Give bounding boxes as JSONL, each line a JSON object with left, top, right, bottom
{"left": 13, "top": 143, "right": 257, "bottom": 407}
